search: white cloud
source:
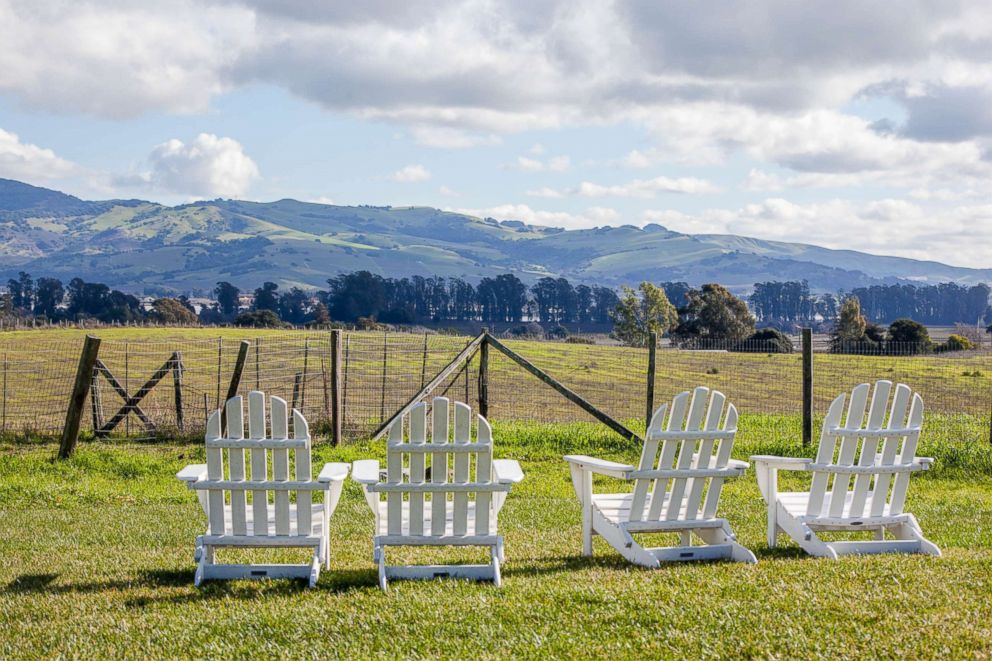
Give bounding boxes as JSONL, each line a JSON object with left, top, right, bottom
{"left": 644, "top": 197, "right": 992, "bottom": 268}
{"left": 438, "top": 185, "right": 459, "bottom": 196}
{"left": 451, "top": 203, "right": 627, "bottom": 230}
{"left": 389, "top": 164, "right": 431, "bottom": 183}
{"left": 525, "top": 187, "right": 564, "bottom": 198}
{"left": 742, "top": 169, "right": 784, "bottom": 191}
{"left": 529, "top": 143, "right": 546, "bottom": 155}
{"left": 510, "top": 154, "right": 571, "bottom": 172}
{"left": 409, "top": 126, "right": 501, "bottom": 148}
{"left": 621, "top": 150, "right": 653, "bottom": 168}
{"left": 119, "top": 133, "right": 260, "bottom": 198}
{"left": 0, "top": 128, "right": 80, "bottom": 182}
{"left": 0, "top": 1, "right": 251, "bottom": 118}
{"left": 576, "top": 175, "right": 720, "bottom": 198}
{"left": 309, "top": 196, "right": 337, "bottom": 205}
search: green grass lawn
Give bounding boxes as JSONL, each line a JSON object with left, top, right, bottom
{"left": 2, "top": 419, "right": 991, "bottom": 658}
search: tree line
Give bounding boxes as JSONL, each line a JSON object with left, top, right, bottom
{"left": 749, "top": 279, "right": 991, "bottom": 326}
{"left": 2, "top": 270, "right": 989, "bottom": 345}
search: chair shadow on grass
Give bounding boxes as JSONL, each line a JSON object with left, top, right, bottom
{"left": 5, "top": 567, "right": 379, "bottom": 605}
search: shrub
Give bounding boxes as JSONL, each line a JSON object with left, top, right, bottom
{"left": 565, "top": 335, "right": 595, "bottom": 345}
{"left": 547, "top": 324, "right": 569, "bottom": 340}
{"left": 509, "top": 322, "right": 544, "bottom": 338}
{"left": 940, "top": 334, "right": 975, "bottom": 353}
{"left": 734, "top": 328, "right": 794, "bottom": 353}
{"left": 356, "top": 316, "right": 383, "bottom": 331}
{"left": 234, "top": 310, "right": 287, "bottom": 328}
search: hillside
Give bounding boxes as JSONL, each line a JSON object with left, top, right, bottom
{"left": 1, "top": 178, "right": 989, "bottom": 294}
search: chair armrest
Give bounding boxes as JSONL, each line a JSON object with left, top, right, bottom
{"left": 317, "top": 462, "right": 349, "bottom": 483}
{"left": 351, "top": 459, "right": 381, "bottom": 485}
{"left": 916, "top": 457, "right": 934, "bottom": 470}
{"left": 564, "top": 455, "right": 635, "bottom": 479}
{"left": 726, "top": 458, "right": 749, "bottom": 471}
{"left": 750, "top": 455, "right": 812, "bottom": 471}
{"left": 493, "top": 459, "right": 525, "bottom": 484}
{"left": 176, "top": 464, "right": 208, "bottom": 485}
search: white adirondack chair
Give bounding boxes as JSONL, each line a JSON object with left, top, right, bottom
{"left": 565, "top": 386, "right": 756, "bottom": 567}
{"left": 752, "top": 381, "right": 940, "bottom": 559}
{"left": 176, "top": 391, "right": 349, "bottom": 587}
{"left": 352, "top": 397, "right": 524, "bottom": 589}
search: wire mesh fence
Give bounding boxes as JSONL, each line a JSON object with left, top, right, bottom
{"left": 0, "top": 332, "right": 988, "bottom": 446}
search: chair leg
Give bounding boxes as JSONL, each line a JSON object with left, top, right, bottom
{"left": 377, "top": 546, "right": 388, "bottom": 591}
{"left": 893, "top": 514, "right": 942, "bottom": 557}
{"left": 491, "top": 546, "right": 502, "bottom": 588}
{"left": 309, "top": 549, "right": 320, "bottom": 588}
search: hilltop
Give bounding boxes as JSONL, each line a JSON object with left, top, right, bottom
{"left": 1, "top": 178, "right": 989, "bottom": 294}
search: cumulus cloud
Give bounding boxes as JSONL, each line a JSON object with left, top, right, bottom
{"left": 389, "top": 164, "right": 431, "bottom": 183}
{"left": 576, "top": 175, "right": 719, "bottom": 198}
{"left": 643, "top": 198, "right": 992, "bottom": 268}
{"left": 0, "top": 128, "right": 80, "bottom": 182}
{"left": 117, "top": 133, "right": 260, "bottom": 198}
{"left": 450, "top": 203, "right": 626, "bottom": 230}
{"left": 511, "top": 154, "right": 570, "bottom": 172}
{"left": 525, "top": 187, "right": 564, "bottom": 199}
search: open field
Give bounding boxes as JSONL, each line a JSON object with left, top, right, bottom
{"left": 1, "top": 420, "right": 991, "bottom": 658}
{"left": 0, "top": 327, "right": 988, "bottom": 446}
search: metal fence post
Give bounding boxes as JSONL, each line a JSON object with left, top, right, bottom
{"left": 802, "top": 327, "right": 813, "bottom": 448}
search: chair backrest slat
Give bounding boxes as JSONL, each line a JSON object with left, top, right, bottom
{"left": 807, "top": 392, "right": 846, "bottom": 516}
{"left": 452, "top": 402, "right": 472, "bottom": 535}
{"left": 702, "top": 402, "right": 737, "bottom": 519}
{"left": 847, "top": 382, "right": 896, "bottom": 517}
{"left": 474, "top": 418, "right": 494, "bottom": 535}
{"left": 430, "top": 398, "right": 449, "bottom": 535}
{"left": 665, "top": 387, "right": 711, "bottom": 520}
{"left": 807, "top": 381, "right": 925, "bottom": 519}
{"left": 646, "top": 391, "right": 691, "bottom": 520}
{"left": 383, "top": 397, "right": 497, "bottom": 539}
{"left": 407, "top": 404, "right": 427, "bottom": 535}
{"left": 293, "top": 408, "right": 312, "bottom": 535}
{"left": 632, "top": 387, "right": 737, "bottom": 524}
{"left": 205, "top": 409, "right": 226, "bottom": 535}
{"left": 886, "top": 392, "right": 924, "bottom": 515}
{"left": 202, "top": 391, "right": 315, "bottom": 539}
{"left": 826, "top": 383, "right": 873, "bottom": 517}
{"left": 386, "top": 410, "right": 405, "bottom": 535}
{"left": 226, "top": 397, "right": 248, "bottom": 535}
{"left": 248, "top": 391, "right": 269, "bottom": 535}
{"left": 271, "top": 398, "right": 291, "bottom": 535}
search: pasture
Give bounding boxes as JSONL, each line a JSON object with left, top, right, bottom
{"left": 1, "top": 420, "right": 991, "bottom": 657}
{"left": 0, "top": 328, "right": 988, "bottom": 445}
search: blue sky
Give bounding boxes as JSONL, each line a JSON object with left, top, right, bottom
{"left": 1, "top": 1, "right": 990, "bottom": 268}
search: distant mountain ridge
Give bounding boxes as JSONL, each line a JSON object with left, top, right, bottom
{"left": 0, "top": 178, "right": 989, "bottom": 294}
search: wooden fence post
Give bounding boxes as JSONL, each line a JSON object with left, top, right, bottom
{"left": 172, "top": 351, "right": 184, "bottom": 433}
{"left": 330, "top": 329, "right": 343, "bottom": 446}
{"left": 478, "top": 333, "right": 489, "bottom": 418}
{"left": 220, "top": 340, "right": 250, "bottom": 434}
{"left": 802, "top": 327, "right": 813, "bottom": 448}
{"left": 90, "top": 367, "right": 103, "bottom": 431}
{"left": 58, "top": 335, "right": 102, "bottom": 459}
{"left": 380, "top": 331, "right": 388, "bottom": 421}
{"left": 301, "top": 338, "right": 310, "bottom": 412}
{"left": 646, "top": 331, "right": 657, "bottom": 430}
{"left": 2, "top": 353, "right": 8, "bottom": 434}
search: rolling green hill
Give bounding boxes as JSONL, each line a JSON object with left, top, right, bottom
{"left": 1, "top": 178, "right": 989, "bottom": 294}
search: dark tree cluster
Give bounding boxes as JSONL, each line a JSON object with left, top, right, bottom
{"left": 318, "top": 272, "right": 618, "bottom": 325}
{"left": 849, "top": 283, "right": 991, "bottom": 325}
